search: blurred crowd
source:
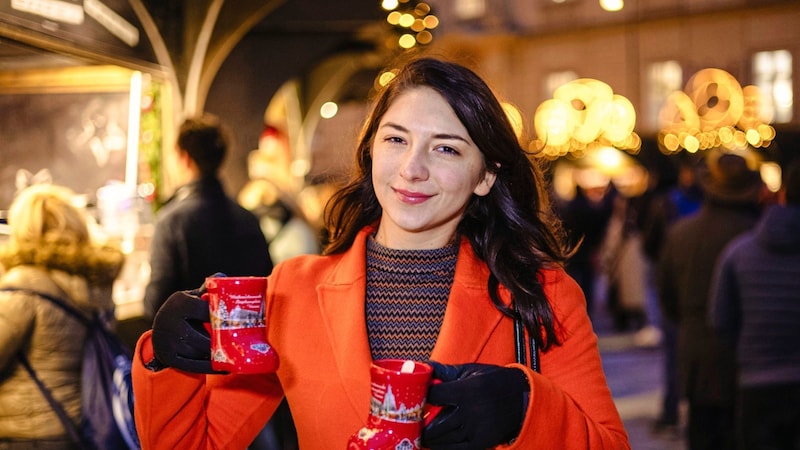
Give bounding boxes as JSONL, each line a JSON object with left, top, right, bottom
{"left": 555, "top": 145, "right": 800, "bottom": 450}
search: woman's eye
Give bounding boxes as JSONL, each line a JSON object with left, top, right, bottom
{"left": 436, "top": 145, "right": 459, "bottom": 155}
{"left": 383, "top": 136, "right": 405, "bottom": 144}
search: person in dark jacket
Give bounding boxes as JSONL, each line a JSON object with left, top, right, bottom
{"left": 143, "top": 114, "right": 273, "bottom": 321}
{"left": 710, "top": 157, "right": 800, "bottom": 450}
{"left": 656, "top": 148, "right": 764, "bottom": 450}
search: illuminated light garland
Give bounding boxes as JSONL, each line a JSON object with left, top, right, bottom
{"left": 657, "top": 68, "right": 775, "bottom": 154}
{"left": 530, "top": 78, "right": 640, "bottom": 160}
{"left": 382, "top": 1, "right": 438, "bottom": 50}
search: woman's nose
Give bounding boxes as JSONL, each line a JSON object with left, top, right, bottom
{"left": 399, "top": 147, "right": 429, "bottom": 181}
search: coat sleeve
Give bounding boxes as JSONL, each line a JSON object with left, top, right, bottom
{"left": 504, "top": 272, "right": 630, "bottom": 450}
{"left": 131, "top": 331, "right": 284, "bottom": 450}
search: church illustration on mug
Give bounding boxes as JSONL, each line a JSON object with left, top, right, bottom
{"left": 211, "top": 299, "right": 265, "bottom": 329}
{"left": 369, "top": 385, "right": 425, "bottom": 423}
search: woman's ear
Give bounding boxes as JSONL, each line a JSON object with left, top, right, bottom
{"left": 473, "top": 167, "right": 497, "bottom": 197}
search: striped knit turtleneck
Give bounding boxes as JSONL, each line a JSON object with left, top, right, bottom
{"left": 366, "top": 236, "right": 458, "bottom": 361}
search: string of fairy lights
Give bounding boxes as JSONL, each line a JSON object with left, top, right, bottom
{"left": 657, "top": 68, "right": 775, "bottom": 155}
{"left": 381, "top": 0, "right": 439, "bottom": 50}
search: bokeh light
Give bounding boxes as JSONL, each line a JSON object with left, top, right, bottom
{"left": 657, "top": 68, "right": 775, "bottom": 154}
{"left": 531, "top": 78, "right": 640, "bottom": 160}
{"left": 382, "top": 1, "right": 438, "bottom": 50}
{"left": 319, "top": 101, "right": 338, "bottom": 119}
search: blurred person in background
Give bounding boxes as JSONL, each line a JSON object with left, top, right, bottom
{"left": 710, "top": 157, "right": 800, "bottom": 450}
{"left": 143, "top": 114, "right": 273, "bottom": 322}
{"left": 0, "top": 183, "right": 124, "bottom": 448}
{"left": 599, "top": 181, "right": 650, "bottom": 335}
{"left": 558, "top": 172, "right": 615, "bottom": 319}
{"left": 642, "top": 154, "right": 703, "bottom": 436}
{"left": 239, "top": 124, "right": 320, "bottom": 265}
{"left": 657, "top": 149, "right": 764, "bottom": 450}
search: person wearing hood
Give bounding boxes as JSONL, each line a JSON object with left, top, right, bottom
{"left": 656, "top": 148, "right": 765, "bottom": 450}
{"left": 710, "top": 157, "right": 800, "bottom": 450}
{"left": 0, "top": 183, "right": 125, "bottom": 448}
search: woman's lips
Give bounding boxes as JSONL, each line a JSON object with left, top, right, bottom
{"left": 394, "top": 188, "right": 431, "bottom": 204}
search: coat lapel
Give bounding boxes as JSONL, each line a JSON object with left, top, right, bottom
{"left": 431, "top": 238, "right": 507, "bottom": 364}
{"left": 317, "top": 231, "right": 374, "bottom": 414}
{"left": 316, "top": 230, "right": 508, "bottom": 411}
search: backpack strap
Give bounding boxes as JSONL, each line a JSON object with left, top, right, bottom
{"left": 0, "top": 287, "right": 93, "bottom": 326}
{"left": 0, "top": 287, "right": 91, "bottom": 449}
{"left": 17, "top": 353, "right": 88, "bottom": 448}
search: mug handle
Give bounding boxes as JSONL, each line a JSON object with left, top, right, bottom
{"left": 422, "top": 378, "right": 443, "bottom": 427}
{"left": 200, "top": 292, "right": 213, "bottom": 335}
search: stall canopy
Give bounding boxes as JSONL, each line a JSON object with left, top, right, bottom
{"left": 0, "top": 0, "right": 159, "bottom": 73}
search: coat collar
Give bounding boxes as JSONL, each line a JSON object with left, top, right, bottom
{"left": 317, "top": 227, "right": 507, "bottom": 410}
{"left": 0, "top": 240, "right": 124, "bottom": 286}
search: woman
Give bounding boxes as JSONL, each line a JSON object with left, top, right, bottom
{"left": 0, "top": 183, "right": 125, "bottom": 448}
{"left": 133, "top": 57, "right": 630, "bottom": 449}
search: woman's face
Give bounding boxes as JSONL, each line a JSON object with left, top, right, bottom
{"left": 371, "top": 86, "right": 496, "bottom": 249}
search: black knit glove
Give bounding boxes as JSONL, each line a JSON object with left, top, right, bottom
{"left": 422, "top": 361, "right": 529, "bottom": 450}
{"left": 151, "top": 276, "right": 225, "bottom": 374}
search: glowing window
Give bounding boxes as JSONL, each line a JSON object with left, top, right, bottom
{"left": 753, "top": 50, "right": 793, "bottom": 123}
{"left": 644, "top": 60, "right": 683, "bottom": 131}
{"left": 545, "top": 70, "right": 578, "bottom": 99}
{"left": 454, "top": 0, "right": 485, "bottom": 20}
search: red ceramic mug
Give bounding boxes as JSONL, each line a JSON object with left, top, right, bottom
{"left": 349, "top": 359, "right": 434, "bottom": 450}
{"left": 203, "top": 276, "right": 279, "bottom": 374}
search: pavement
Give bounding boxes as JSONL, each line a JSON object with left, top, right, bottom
{"left": 599, "top": 330, "right": 686, "bottom": 450}
{"left": 593, "top": 300, "right": 688, "bottom": 450}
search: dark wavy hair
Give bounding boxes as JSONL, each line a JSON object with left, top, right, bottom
{"left": 324, "top": 57, "right": 572, "bottom": 351}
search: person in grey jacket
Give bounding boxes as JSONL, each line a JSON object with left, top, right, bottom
{"left": 710, "top": 157, "right": 800, "bottom": 450}
{"left": 0, "top": 183, "right": 124, "bottom": 448}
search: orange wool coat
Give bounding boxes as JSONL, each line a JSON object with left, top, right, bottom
{"left": 132, "top": 228, "right": 630, "bottom": 449}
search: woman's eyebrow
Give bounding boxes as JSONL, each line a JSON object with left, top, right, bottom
{"left": 433, "top": 133, "right": 470, "bottom": 144}
{"left": 380, "top": 121, "right": 470, "bottom": 144}
{"left": 379, "top": 122, "right": 408, "bottom": 133}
